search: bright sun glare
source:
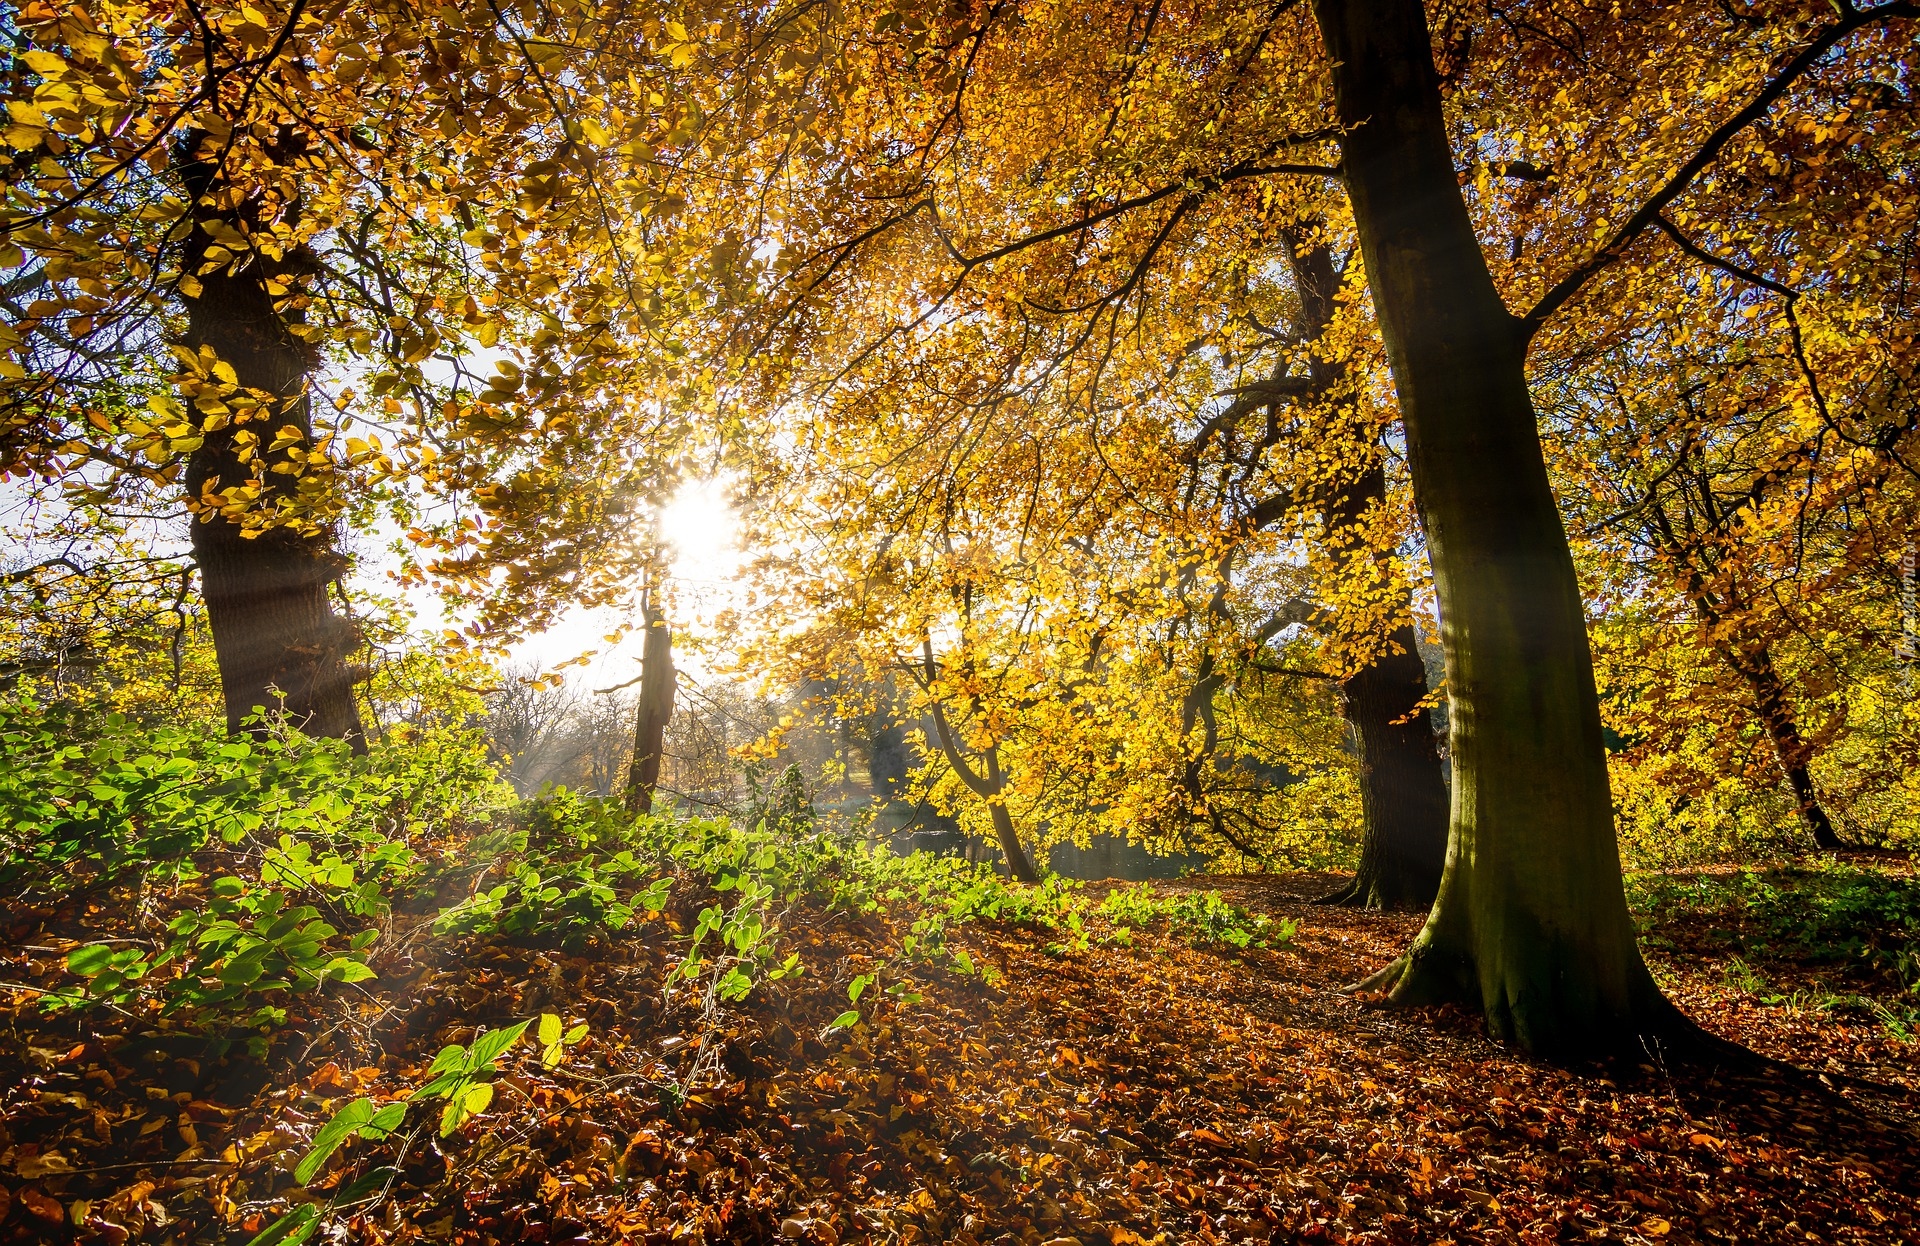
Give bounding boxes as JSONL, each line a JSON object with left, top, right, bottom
{"left": 656, "top": 477, "right": 739, "bottom": 589}
{"left": 499, "top": 478, "right": 740, "bottom": 678}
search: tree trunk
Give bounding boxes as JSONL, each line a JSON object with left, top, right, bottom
{"left": 1324, "top": 612, "right": 1451, "bottom": 908}
{"left": 927, "top": 696, "right": 1042, "bottom": 883}
{"left": 1283, "top": 239, "right": 1450, "bottom": 910}
{"left": 981, "top": 746, "right": 1042, "bottom": 883}
{"left": 1656, "top": 498, "right": 1845, "bottom": 851}
{"left": 1717, "top": 638, "right": 1845, "bottom": 850}
{"left": 177, "top": 142, "right": 364, "bottom": 744}
{"left": 624, "top": 602, "right": 676, "bottom": 813}
{"left": 1313, "top": 0, "right": 1678, "bottom": 1054}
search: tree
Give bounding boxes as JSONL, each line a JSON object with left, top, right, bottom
{"left": 624, "top": 588, "right": 677, "bottom": 814}
{"left": 1322, "top": 0, "right": 1919, "bottom": 1049}
{"left": 911, "top": 638, "right": 1041, "bottom": 883}
{"left": 3, "top": 0, "right": 717, "bottom": 737}
{"left": 1269, "top": 230, "right": 1447, "bottom": 908}
{"left": 1309, "top": 0, "right": 1672, "bottom": 1051}
{"left": 683, "top": 0, "right": 1914, "bottom": 1050}
{"left": 174, "top": 127, "right": 365, "bottom": 740}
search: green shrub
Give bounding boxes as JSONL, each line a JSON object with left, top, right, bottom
{"left": 4, "top": 700, "right": 506, "bottom": 1040}
{"left": 0, "top": 699, "right": 504, "bottom": 899}
{"left": 1096, "top": 882, "right": 1298, "bottom": 950}
{"left": 19, "top": 701, "right": 1303, "bottom": 1050}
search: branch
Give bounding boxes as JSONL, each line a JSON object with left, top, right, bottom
{"left": 1651, "top": 213, "right": 1832, "bottom": 428}
{"left": 928, "top": 700, "right": 998, "bottom": 799}
{"left": 926, "top": 133, "right": 1343, "bottom": 272}
{"left": 919, "top": 638, "right": 999, "bottom": 799}
{"left": 1518, "top": 1, "right": 1917, "bottom": 340}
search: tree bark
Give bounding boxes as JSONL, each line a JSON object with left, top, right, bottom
{"left": 1313, "top": 0, "right": 1678, "bottom": 1053}
{"left": 177, "top": 140, "right": 364, "bottom": 744}
{"left": 1283, "top": 239, "right": 1450, "bottom": 910}
{"left": 1323, "top": 612, "right": 1451, "bottom": 907}
{"left": 624, "top": 602, "right": 676, "bottom": 813}
{"left": 1715, "top": 637, "right": 1845, "bottom": 850}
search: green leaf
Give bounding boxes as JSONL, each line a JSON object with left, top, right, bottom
{"left": 326, "top": 958, "right": 377, "bottom": 984}
{"left": 295, "top": 1097, "right": 374, "bottom": 1183}
{"left": 538, "top": 1013, "right": 562, "bottom": 1047}
{"left": 438, "top": 1080, "right": 494, "bottom": 1137}
{"left": 361, "top": 1102, "right": 407, "bottom": 1140}
{"left": 424, "top": 1043, "right": 467, "bottom": 1076}
{"left": 335, "top": 1165, "right": 398, "bottom": 1204}
{"left": 468, "top": 1019, "right": 529, "bottom": 1070}
{"left": 847, "top": 972, "right": 875, "bottom": 1004}
{"left": 67, "top": 944, "right": 118, "bottom": 976}
{"left": 245, "top": 1205, "right": 319, "bottom": 1246}
{"left": 828, "top": 1010, "right": 860, "bottom": 1029}
{"left": 415, "top": 1071, "right": 466, "bottom": 1101}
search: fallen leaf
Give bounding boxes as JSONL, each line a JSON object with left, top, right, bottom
{"left": 15, "top": 1152, "right": 74, "bottom": 1179}
{"left": 18, "top": 1186, "right": 63, "bottom": 1224}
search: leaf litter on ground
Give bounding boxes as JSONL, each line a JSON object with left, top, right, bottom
{"left": 4, "top": 868, "right": 1918, "bottom": 1246}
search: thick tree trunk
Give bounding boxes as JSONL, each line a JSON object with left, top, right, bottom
{"left": 624, "top": 603, "right": 676, "bottom": 813}
{"left": 1283, "top": 240, "right": 1449, "bottom": 910}
{"left": 177, "top": 145, "right": 364, "bottom": 744}
{"left": 1718, "top": 638, "right": 1845, "bottom": 850}
{"left": 1313, "top": 0, "right": 1678, "bottom": 1054}
{"left": 1323, "top": 614, "right": 1451, "bottom": 908}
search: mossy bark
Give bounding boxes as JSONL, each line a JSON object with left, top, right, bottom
{"left": 1313, "top": 0, "right": 1680, "bottom": 1054}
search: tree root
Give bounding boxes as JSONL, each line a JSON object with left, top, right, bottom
{"left": 1313, "top": 876, "right": 1366, "bottom": 907}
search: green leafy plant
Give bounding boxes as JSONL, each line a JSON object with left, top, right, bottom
{"left": 0, "top": 700, "right": 488, "bottom": 902}
{"left": 829, "top": 972, "right": 878, "bottom": 1030}
{"left": 418, "top": 1019, "right": 532, "bottom": 1136}
{"left": 1096, "top": 884, "right": 1298, "bottom": 950}
{"left": 258, "top": 1015, "right": 588, "bottom": 1246}
{"left": 58, "top": 877, "right": 378, "bottom": 1037}
{"left": 537, "top": 1011, "right": 589, "bottom": 1067}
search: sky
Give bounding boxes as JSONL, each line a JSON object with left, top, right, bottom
{"left": 493, "top": 475, "right": 745, "bottom": 687}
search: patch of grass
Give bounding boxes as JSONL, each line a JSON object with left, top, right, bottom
{"left": 1629, "top": 862, "right": 1920, "bottom": 1040}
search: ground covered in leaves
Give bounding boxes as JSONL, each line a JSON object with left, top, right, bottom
{"left": 5, "top": 866, "right": 1918, "bottom": 1246}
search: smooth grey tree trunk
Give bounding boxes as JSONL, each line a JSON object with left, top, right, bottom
{"left": 1312, "top": 0, "right": 1679, "bottom": 1053}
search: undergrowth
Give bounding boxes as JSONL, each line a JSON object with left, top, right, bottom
{"left": 1630, "top": 863, "right": 1920, "bottom": 1038}
{"left": 2, "top": 700, "right": 1288, "bottom": 1054}
{"left": 0, "top": 701, "right": 1310, "bottom": 1243}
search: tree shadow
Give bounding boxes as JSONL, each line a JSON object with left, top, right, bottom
{"left": 1625, "top": 1048, "right": 1920, "bottom": 1194}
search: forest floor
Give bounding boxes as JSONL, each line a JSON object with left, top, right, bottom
{"left": 4, "top": 863, "right": 1918, "bottom": 1246}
